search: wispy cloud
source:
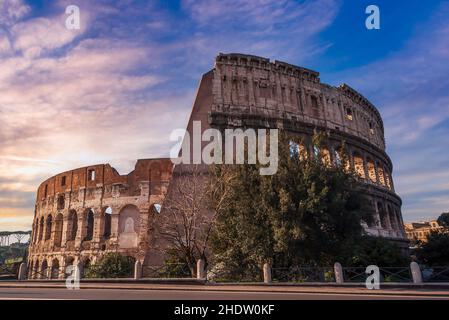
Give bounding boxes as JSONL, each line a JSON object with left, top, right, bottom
{"left": 0, "top": 0, "right": 30, "bottom": 27}
{"left": 327, "top": 2, "right": 449, "bottom": 221}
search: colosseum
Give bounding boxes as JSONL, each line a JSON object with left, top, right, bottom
{"left": 28, "top": 53, "right": 408, "bottom": 279}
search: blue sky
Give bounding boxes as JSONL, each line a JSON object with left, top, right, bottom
{"left": 0, "top": 0, "right": 448, "bottom": 229}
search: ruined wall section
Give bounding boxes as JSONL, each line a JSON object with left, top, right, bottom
{"left": 208, "top": 53, "right": 406, "bottom": 245}
{"left": 211, "top": 53, "right": 385, "bottom": 150}
{"left": 28, "top": 159, "right": 173, "bottom": 279}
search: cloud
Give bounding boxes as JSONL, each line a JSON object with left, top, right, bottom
{"left": 326, "top": 2, "right": 449, "bottom": 221}
{"left": 0, "top": 0, "right": 30, "bottom": 27}
{"left": 180, "top": 0, "right": 340, "bottom": 66}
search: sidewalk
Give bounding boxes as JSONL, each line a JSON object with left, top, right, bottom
{"left": 1, "top": 280, "right": 449, "bottom": 297}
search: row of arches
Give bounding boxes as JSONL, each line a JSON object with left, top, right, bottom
{"left": 289, "top": 140, "right": 393, "bottom": 191}
{"left": 31, "top": 207, "right": 112, "bottom": 246}
{"left": 28, "top": 256, "right": 86, "bottom": 279}
{"left": 376, "top": 201, "right": 404, "bottom": 233}
{"left": 27, "top": 254, "right": 137, "bottom": 279}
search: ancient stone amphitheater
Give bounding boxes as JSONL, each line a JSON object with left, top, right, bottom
{"left": 28, "top": 53, "right": 408, "bottom": 279}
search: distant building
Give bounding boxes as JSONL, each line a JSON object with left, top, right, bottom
{"left": 404, "top": 220, "right": 443, "bottom": 243}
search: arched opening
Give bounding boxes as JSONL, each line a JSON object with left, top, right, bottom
{"left": 353, "top": 153, "right": 365, "bottom": 179}
{"left": 51, "top": 259, "right": 60, "bottom": 279}
{"left": 45, "top": 215, "right": 52, "bottom": 241}
{"left": 82, "top": 258, "right": 91, "bottom": 277}
{"left": 313, "top": 145, "right": 320, "bottom": 159}
{"left": 395, "top": 209, "right": 403, "bottom": 233}
{"left": 150, "top": 163, "right": 162, "bottom": 195}
{"left": 38, "top": 217, "right": 44, "bottom": 241}
{"left": 321, "top": 147, "right": 331, "bottom": 166}
{"left": 33, "top": 260, "right": 39, "bottom": 279}
{"left": 385, "top": 172, "right": 392, "bottom": 189}
{"left": 32, "top": 221, "right": 38, "bottom": 243}
{"left": 387, "top": 205, "right": 397, "bottom": 231}
{"left": 28, "top": 260, "right": 34, "bottom": 278}
{"left": 152, "top": 203, "right": 162, "bottom": 214}
{"left": 68, "top": 210, "right": 78, "bottom": 241}
{"left": 118, "top": 204, "right": 140, "bottom": 249}
{"left": 84, "top": 209, "right": 94, "bottom": 241}
{"left": 299, "top": 143, "right": 308, "bottom": 161}
{"left": 54, "top": 213, "right": 64, "bottom": 247}
{"left": 103, "top": 207, "right": 112, "bottom": 239}
{"left": 64, "top": 257, "right": 75, "bottom": 278}
{"left": 41, "top": 260, "right": 48, "bottom": 279}
{"left": 378, "top": 202, "right": 389, "bottom": 229}
{"left": 377, "top": 166, "right": 386, "bottom": 186}
{"left": 367, "top": 159, "right": 377, "bottom": 183}
{"left": 57, "top": 194, "right": 65, "bottom": 210}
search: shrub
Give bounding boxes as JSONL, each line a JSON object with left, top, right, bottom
{"left": 84, "top": 253, "right": 134, "bottom": 278}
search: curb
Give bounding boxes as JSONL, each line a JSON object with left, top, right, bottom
{"left": 1, "top": 282, "right": 449, "bottom": 298}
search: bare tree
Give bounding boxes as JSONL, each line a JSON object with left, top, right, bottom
{"left": 156, "top": 164, "right": 237, "bottom": 275}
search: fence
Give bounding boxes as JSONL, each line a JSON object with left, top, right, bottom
{"left": 141, "top": 263, "right": 192, "bottom": 279}
{"left": 0, "top": 264, "right": 17, "bottom": 279}
{"left": 272, "top": 266, "right": 335, "bottom": 283}
{"left": 3, "top": 260, "right": 449, "bottom": 284}
{"left": 342, "top": 266, "right": 412, "bottom": 283}
{"left": 421, "top": 267, "right": 449, "bottom": 282}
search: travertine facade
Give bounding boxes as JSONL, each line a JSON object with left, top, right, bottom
{"left": 28, "top": 53, "right": 408, "bottom": 279}
{"left": 28, "top": 159, "right": 173, "bottom": 279}
{"left": 180, "top": 53, "right": 407, "bottom": 247}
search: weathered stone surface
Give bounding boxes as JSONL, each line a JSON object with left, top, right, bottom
{"left": 28, "top": 53, "right": 409, "bottom": 279}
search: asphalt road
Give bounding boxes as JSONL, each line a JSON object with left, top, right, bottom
{"left": 0, "top": 287, "right": 447, "bottom": 300}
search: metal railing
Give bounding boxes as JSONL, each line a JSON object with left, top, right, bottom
{"left": 141, "top": 263, "right": 192, "bottom": 278}
{"left": 343, "top": 266, "right": 412, "bottom": 283}
{"left": 0, "top": 264, "right": 16, "bottom": 278}
{"left": 28, "top": 268, "right": 50, "bottom": 280}
{"left": 272, "top": 266, "right": 335, "bottom": 283}
{"left": 206, "top": 265, "right": 262, "bottom": 283}
{"left": 421, "top": 267, "right": 449, "bottom": 282}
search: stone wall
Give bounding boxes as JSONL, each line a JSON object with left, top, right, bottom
{"left": 28, "top": 159, "right": 173, "bottom": 279}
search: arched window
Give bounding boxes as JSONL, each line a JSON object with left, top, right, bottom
{"left": 65, "top": 257, "right": 75, "bottom": 278}
{"left": 153, "top": 203, "right": 162, "bottom": 214}
{"left": 32, "top": 221, "right": 38, "bottom": 244}
{"left": 84, "top": 209, "right": 94, "bottom": 241}
{"left": 367, "top": 159, "right": 377, "bottom": 183}
{"left": 289, "top": 141, "right": 299, "bottom": 157}
{"left": 377, "top": 166, "right": 386, "bottom": 186}
{"left": 33, "top": 260, "right": 39, "bottom": 279}
{"left": 41, "top": 260, "right": 48, "bottom": 279}
{"left": 68, "top": 210, "right": 78, "bottom": 241}
{"left": 385, "top": 173, "right": 392, "bottom": 190}
{"left": 38, "top": 217, "right": 44, "bottom": 241}
{"left": 54, "top": 213, "right": 63, "bottom": 247}
{"left": 313, "top": 145, "right": 320, "bottom": 159}
{"left": 353, "top": 153, "right": 365, "bottom": 178}
{"left": 299, "top": 143, "right": 308, "bottom": 161}
{"left": 321, "top": 147, "right": 331, "bottom": 166}
{"left": 103, "top": 207, "right": 112, "bottom": 239}
{"left": 45, "top": 215, "right": 52, "bottom": 241}
{"left": 388, "top": 205, "right": 398, "bottom": 231}
{"left": 150, "top": 163, "right": 162, "bottom": 195}
{"left": 57, "top": 194, "right": 65, "bottom": 210}
{"left": 51, "top": 259, "right": 60, "bottom": 279}
{"left": 378, "top": 202, "right": 389, "bottom": 229}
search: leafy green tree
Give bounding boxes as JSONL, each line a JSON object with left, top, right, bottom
{"left": 417, "top": 231, "right": 449, "bottom": 266}
{"left": 210, "top": 132, "right": 376, "bottom": 276}
{"left": 437, "top": 212, "right": 449, "bottom": 229}
{"left": 84, "top": 253, "right": 134, "bottom": 278}
{"left": 347, "top": 236, "right": 409, "bottom": 267}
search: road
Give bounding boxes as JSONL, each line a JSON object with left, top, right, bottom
{"left": 0, "top": 287, "right": 447, "bottom": 300}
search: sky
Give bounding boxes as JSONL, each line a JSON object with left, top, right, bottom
{"left": 0, "top": 0, "right": 448, "bottom": 230}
